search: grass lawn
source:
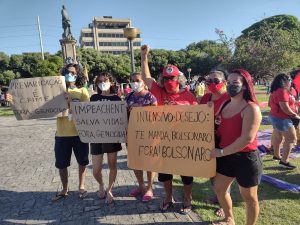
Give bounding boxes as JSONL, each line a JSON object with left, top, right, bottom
{"left": 0, "top": 106, "right": 13, "bottom": 116}
{"left": 174, "top": 87, "right": 300, "bottom": 225}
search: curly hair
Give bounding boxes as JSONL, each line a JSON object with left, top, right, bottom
{"left": 157, "top": 73, "right": 187, "bottom": 90}
{"left": 60, "top": 63, "right": 87, "bottom": 88}
{"left": 270, "top": 73, "right": 290, "bottom": 93}
{"left": 94, "top": 72, "right": 118, "bottom": 94}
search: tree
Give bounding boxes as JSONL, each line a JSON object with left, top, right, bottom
{"left": 0, "top": 70, "right": 20, "bottom": 86}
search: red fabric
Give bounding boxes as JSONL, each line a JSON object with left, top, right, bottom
{"left": 269, "top": 88, "right": 296, "bottom": 119}
{"left": 231, "top": 68, "right": 258, "bottom": 104}
{"left": 162, "top": 65, "right": 180, "bottom": 77}
{"left": 293, "top": 72, "right": 300, "bottom": 94}
{"left": 200, "top": 93, "right": 230, "bottom": 115}
{"left": 150, "top": 81, "right": 197, "bottom": 105}
{"left": 217, "top": 109, "right": 257, "bottom": 152}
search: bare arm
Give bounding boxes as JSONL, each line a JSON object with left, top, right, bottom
{"left": 211, "top": 103, "right": 262, "bottom": 157}
{"left": 141, "top": 45, "right": 155, "bottom": 90}
{"left": 279, "top": 101, "right": 298, "bottom": 117}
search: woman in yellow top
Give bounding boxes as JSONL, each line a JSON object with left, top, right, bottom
{"left": 53, "top": 63, "right": 90, "bottom": 201}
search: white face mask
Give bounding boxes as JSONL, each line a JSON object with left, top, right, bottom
{"left": 131, "top": 81, "right": 144, "bottom": 92}
{"left": 98, "top": 82, "right": 111, "bottom": 91}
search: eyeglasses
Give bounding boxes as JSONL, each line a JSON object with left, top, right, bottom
{"left": 163, "top": 76, "right": 178, "bottom": 81}
{"left": 206, "top": 78, "right": 222, "bottom": 85}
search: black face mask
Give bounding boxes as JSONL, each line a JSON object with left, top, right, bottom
{"left": 227, "top": 84, "right": 243, "bottom": 97}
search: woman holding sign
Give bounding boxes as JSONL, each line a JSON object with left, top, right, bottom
{"left": 126, "top": 72, "right": 158, "bottom": 202}
{"left": 141, "top": 45, "right": 197, "bottom": 214}
{"left": 53, "top": 63, "right": 90, "bottom": 201}
{"left": 200, "top": 68, "right": 230, "bottom": 218}
{"left": 210, "top": 69, "right": 262, "bottom": 225}
{"left": 90, "top": 72, "right": 122, "bottom": 204}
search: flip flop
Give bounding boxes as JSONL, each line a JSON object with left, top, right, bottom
{"left": 105, "top": 192, "right": 114, "bottom": 205}
{"left": 160, "top": 200, "right": 174, "bottom": 212}
{"left": 79, "top": 190, "right": 88, "bottom": 199}
{"left": 214, "top": 207, "right": 225, "bottom": 218}
{"left": 97, "top": 190, "right": 107, "bottom": 200}
{"left": 180, "top": 203, "right": 192, "bottom": 215}
{"left": 52, "top": 191, "right": 69, "bottom": 202}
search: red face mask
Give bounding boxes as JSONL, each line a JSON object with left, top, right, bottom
{"left": 164, "top": 80, "right": 179, "bottom": 93}
{"left": 207, "top": 82, "right": 224, "bottom": 93}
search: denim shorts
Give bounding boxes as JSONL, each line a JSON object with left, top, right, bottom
{"left": 269, "top": 115, "right": 293, "bottom": 132}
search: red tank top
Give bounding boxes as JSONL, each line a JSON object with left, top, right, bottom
{"left": 217, "top": 104, "right": 257, "bottom": 152}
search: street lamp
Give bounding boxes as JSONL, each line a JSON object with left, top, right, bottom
{"left": 123, "top": 27, "right": 139, "bottom": 74}
{"left": 187, "top": 68, "right": 192, "bottom": 82}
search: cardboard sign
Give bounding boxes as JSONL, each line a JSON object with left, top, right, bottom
{"left": 9, "top": 76, "right": 68, "bottom": 120}
{"left": 127, "top": 105, "right": 216, "bottom": 178}
{"left": 70, "top": 101, "right": 128, "bottom": 143}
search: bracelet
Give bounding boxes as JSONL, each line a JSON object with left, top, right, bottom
{"left": 219, "top": 149, "right": 224, "bottom": 156}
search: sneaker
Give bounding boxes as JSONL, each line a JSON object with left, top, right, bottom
{"left": 279, "top": 161, "right": 297, "bottom": 169}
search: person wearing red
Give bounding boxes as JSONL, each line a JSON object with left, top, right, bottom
{"left": 210, "top": 69, "right": 262, "bottom": 225}
{"left": 200, "top": 68, "right": 230, "bottom": 218}
{"left": 140, "top": 44, "right": 197, "bottom": 215}
{"left": 269, "top": 74, "right": 298, "bottom": 169}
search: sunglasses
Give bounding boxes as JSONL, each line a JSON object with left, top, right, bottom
{"left": 206, "top": 78, "right": 222, "bottom": 85}
{"left": 163, "top": 76, "right": 178, "bottom": 81}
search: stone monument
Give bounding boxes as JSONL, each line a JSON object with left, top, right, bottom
{"left": 59, "top": 5, "right": 77, "bottom": 63}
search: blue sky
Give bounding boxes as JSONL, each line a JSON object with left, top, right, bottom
{"left": 0, "top": 0, "right": 299, "bottom": 55}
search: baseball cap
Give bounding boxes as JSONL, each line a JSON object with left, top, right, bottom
{"left": 162, "top": 65, "right": 181, "bottom": 77}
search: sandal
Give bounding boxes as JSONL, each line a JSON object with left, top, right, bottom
{"left": 214, "top": 207, "right": 225, "bottom": 218}
{"left": 52, "top": 191, "right": 69, "bottom": 202}
{"left": 129, "top": 187, "right": 145, "bottom": 197}
{"left": 160, "top": 200, "right": 174, "bottom": 212}
{"left": 105, "top": 191, "right": 114, "bottom": 205}
{"left": 79, "top": 190, "right": 88, "bottom": 199}
{"left": 180, "top": 203, "right": 192, "bottom": 215}
{"left": 97, "top": 190, "right": 106, "bottom": 199}
{"left": 142, "top": 190, "right": 154, "bottom": 202}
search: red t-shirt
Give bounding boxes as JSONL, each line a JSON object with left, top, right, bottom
{"left": 150, "top": 81, "right": 197, "bottom": 105}
{"left": 270, "top": 88, "right": 296, "bottom": 119}
{"left": 200, "top": 93, "right": 230, "bottom": 115}
{"left": 217, "top": 105, "right": 257, "bottom": 152}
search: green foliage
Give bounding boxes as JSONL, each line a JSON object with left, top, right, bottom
{"left": 0, "top": 70, "right": 20, "bottom": 85}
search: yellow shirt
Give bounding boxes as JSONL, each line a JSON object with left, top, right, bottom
{"left": 195, "top": 83, "right": 205, "bottom": 98}
{"left": 56, "top": 87, "right": 90, "bottom": 137}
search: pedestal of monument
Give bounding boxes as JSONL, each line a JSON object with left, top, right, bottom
{"left": 59, "top": 38, "right": 77, "bottom": 62}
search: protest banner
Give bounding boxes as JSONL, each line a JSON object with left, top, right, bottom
{"left": 70, "top": 101, "right": 127, "bottom": 143}
{"left": 127, "top": 105, "right": 215, "bottom": 178}
{"left": 9, "top": 76, "right": 68, "bottom": 120}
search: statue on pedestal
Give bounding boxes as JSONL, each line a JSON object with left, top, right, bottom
{"left": 61, "top": 5, "right": 74, "bottom": 40}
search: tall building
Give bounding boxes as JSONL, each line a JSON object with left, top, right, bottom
{"left": 79, "top": 16, "right": 142, "bottom": 55}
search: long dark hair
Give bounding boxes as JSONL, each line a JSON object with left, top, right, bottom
{"left": 95, "top": 72, "right": 118, "bottom": 95}
{"left": 61, "top": 63, "right": 87, "bottom": 88}
{"left": 230, "top": 68, "right": 258, "bottom": 104}
{"left": 270, "top": 73, "right": 290, "bottom": 93}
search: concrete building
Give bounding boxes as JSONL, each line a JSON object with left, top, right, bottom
{"left": 79, "top": 16, "right": 142, "bottom": 55}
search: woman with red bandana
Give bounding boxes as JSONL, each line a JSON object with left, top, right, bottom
{"left": 199, "top": 68, "right": 230, "bottom": 218}
{"left": 210, "top": 69, "right": 262, "bottom": 225}
{"left": 140, "top": 44, "right": 197, "bottom": 215}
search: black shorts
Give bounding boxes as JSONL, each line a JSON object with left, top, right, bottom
{"left": 90, "top": 143, "right": 122, "bottom": 155}
{"left": 291, "top": 118, "right": 300, "bottom": 128}
{"left": 216, "top": 150, "right": 262, "bottom": 188}
{"left": 54, "top": 136, "right": 89, "bottom": 169}
{"left": 158, "top": 173, "right": 193, "bottom": 185}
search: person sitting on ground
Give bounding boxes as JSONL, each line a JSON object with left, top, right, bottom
{"left": 140, "top": 44, "right": 197, "bottom": 215}
{"left": 125, "top": 72, "right": 158, "bottom": 202}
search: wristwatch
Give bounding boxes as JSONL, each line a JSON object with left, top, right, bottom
{"left": 219, "top": 149, "right": 224, "bottom": 156}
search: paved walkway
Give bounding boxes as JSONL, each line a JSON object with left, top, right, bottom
{"left": 0, "top": 116, "right": 203, "bottom": 225}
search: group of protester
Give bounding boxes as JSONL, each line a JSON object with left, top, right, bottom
{"left": 47, "top": 44, "right": 300, "bottom": 225}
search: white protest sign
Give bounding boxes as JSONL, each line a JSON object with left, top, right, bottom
{"left": 71, "top": 101, "right": 128, "bottom": 143}
{"left": 9, "top": 76, "right": 68, "bottom": 120}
